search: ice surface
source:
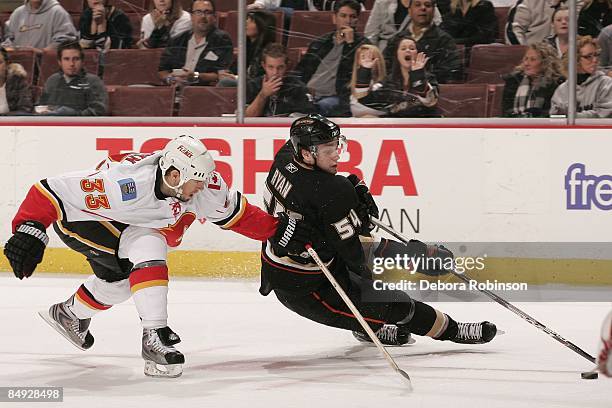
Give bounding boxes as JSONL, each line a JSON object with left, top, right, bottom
{"left": 0, "top": 273, "right": 609, "bottom": 408}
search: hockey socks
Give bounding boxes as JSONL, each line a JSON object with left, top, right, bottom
{"left": 68, "top": 275, "right": 131, "bottom": 320}
{"left": 129, "top": 262, "right": 169, "bottom": 329}
{"left": 399, "top": 300, "right": 457, "bottom": 339}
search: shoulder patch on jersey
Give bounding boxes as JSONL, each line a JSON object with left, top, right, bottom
{"left": 207, "top": 172, "right": 222, "bottom": 190}
{"left": 118, "top": 178, "right": 137, "bottom": 201}
{"left": 285, "top": 162, "right": 298, "bottom": 174}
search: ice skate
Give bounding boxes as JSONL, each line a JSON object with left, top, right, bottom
{"left": 38, "top": 299, "right": 94, "bottom": 351}
{"left": 142, "top": 326, "right": 184, "bottom": 378}
{"left": 352, "top": 324, "right": 416, "bottom": 346}
{"left": 452, "top": 321, "right": 497, "bottom": 344}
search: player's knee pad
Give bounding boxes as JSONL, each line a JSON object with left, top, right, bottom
{"left": 129, "top": 261, "right": 169, "bottom": 294}
{"left": 83, "top": 275, "right": 132, "bottom": 306}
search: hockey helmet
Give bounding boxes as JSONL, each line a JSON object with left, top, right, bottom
{"left": 159, "top": 135, "right": 216, "bottom": 190}
{"left": 289, "top": 114, "right": 345, "bottom": 158}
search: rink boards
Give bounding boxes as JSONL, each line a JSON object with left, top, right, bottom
{"left": 1, "top": 123, "right": 612, "bottom": 283}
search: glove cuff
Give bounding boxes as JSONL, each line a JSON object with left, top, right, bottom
{"left": 16, "top": 221, "right": 49, "bottom": 246}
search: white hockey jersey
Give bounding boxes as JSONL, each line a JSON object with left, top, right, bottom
{"left": 13, "top": 152, "right": 273, "bottom": 248}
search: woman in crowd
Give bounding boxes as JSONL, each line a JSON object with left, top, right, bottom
{"left": 350, "top": 35, "right": 439, "bottom": 117}
{"left": 578, "top": 0, "right": 612, "bottom": 38}
{"left": 138, "top": 0, "right": 191, "bottom": 49}
{"left": 219, "top": 10, "right": 277, "bottom": 86}
{"left": 501, "top": 42, "right": 564, "bottom": 117}
{"left": 440, "top": 0, "right": 498, "bottom": 49}
{"left": 546, "top": 6, "right": 569, "bottom": 57}
{"left": 551, "top": 35, "right": 612, "bottom": 117}
{"left": 0, "top": 47, "right": 32, "bottom": 115}
{"left": 79, "top": 0, "right": 133, "bottom": 50}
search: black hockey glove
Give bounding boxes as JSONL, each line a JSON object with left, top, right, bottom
{"left": 4, "top": 221, "right": 49, "bottom": 280}
{"left": 406, "top": 240, "right": 454, "bottom": 276}
{"left": 271, "top": 213, "right": 313, "bottom": 257}
{"left": 347, "top": 174, "right": 379, "bottom": 232}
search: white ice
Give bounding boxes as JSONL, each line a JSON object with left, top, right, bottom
{"left": 0, "top": 273, "right": 610, "bottom": 408}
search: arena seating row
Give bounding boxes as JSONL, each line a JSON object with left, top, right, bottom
{"left": 25, "top": 83, "right": 498, "bottom": 117}
{"left": 2, "top": 4, "right": 511, "bottom": 46}
{"left": 9, "top": 43, "right": 526, "bottom": 89}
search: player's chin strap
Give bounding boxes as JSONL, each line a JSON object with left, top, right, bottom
{"left": 161, "top": 175, "right": 185, "bottom": 199}
{"left": 370, "top": 217, "right": 597, "bottom": 365}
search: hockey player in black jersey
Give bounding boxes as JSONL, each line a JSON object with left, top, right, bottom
{"left": 260, "top": 113, "right": 498, "bottom": 346}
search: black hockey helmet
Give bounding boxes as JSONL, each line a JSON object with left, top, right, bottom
{"left": 290, "top": 114, "right": 343, "bottom": 159}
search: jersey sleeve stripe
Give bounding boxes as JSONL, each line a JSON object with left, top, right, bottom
{"left": 35, "top": 181, "right": 64, "bottom": 221}
{"left": 214, "top": 193, "right": 247, "bottom": 229}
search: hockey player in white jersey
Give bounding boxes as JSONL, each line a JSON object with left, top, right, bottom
{"left": 3, "top": 135, "right": 308, "bottom": 378}
{"left": 598, "top": 311, "right": 612, "bottom": 377}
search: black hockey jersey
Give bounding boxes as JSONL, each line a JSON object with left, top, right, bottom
{"left": 260, "top": 141, "right": 367, "bottom": 295}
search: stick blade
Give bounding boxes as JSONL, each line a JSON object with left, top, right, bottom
{"left": 398, "top": 368, "right": 413, "bottom": 390}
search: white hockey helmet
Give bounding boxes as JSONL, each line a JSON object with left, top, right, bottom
{"left": 159, "top": 135, "right": 215, "bottom": 191}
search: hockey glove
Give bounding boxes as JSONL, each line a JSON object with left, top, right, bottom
{"left": 405, "top": 240, "right": 454, "bottom": 276}
{"left": 271, "top": 213, "right": 313, "bottom": 257}
{"left": 347, "top": 174, "right": 379, "bottom": 232}
{"left": 4, "top": 221, "right": 49, "bottom": 280}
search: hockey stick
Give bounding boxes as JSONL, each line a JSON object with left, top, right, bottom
{"left": 370, "top": 218, "right": 597, "bottom": 364}
{"left": 305, "top": 244, "right": 413, "bottom": 389}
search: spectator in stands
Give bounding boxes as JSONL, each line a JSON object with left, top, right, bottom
{"left": 384, "top": 0, "right": 462, "bottom": 83}
{"left": 351, "top": 36, "right": 438, "bottom": 117}
{"left": 597, "top": 23, "right": 612, "bottom": 74}
{"left": 350, "top": 44, "right": 389, "bottom": 116}
{"left": 506, "top": 0, "right": 569, "bottom": 45}
{"left": 550, "top": 35, "right": 612, "bottom": 117}
{"left": 578, "top": 0, "right": 612, "bottom": 37}
{"left": 138, "top": 0, "right": 191, "bottom": 49}
{"left": 545, "top": 6, "right": 569, "bottom": 57}
{"left": 79, "top": 0, "right": 133, "bottom": 51}
{"left": 37, "top": 41, "right": 107, "bottom": 116}
{"left": 295, "top": 0, "right": 369, "bottom": 116}
{"left": 364, "top": 0, "right": 443, "bottom": 52}
{"left": 218, "top": 10, "right": 277, "bottom": 86}
{"left": 0, "top": 47, "right": 33, "bottom": 115}
{"left": 501, "top": 42, "right": 563, "bottom": 117}
{"left": 246, "top": 43, "right": 315, "bottom": 116}
{"left": 158, "top": 0, "right": 233, "bottom": 86}
{"left": 1, "top": 0, "right": 77, "bottom": 50}
{"left": 440, "top": 0, "right": 497, "bottom": 49}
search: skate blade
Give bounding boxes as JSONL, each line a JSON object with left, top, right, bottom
{"left": 37, "top": 310, "right": 88, "bottom": 351}
{"left": 144, "top": 360, "right": 183, "bottom": 378}
{"left": 356, "top": 336, "right": 417, "bottom": 347}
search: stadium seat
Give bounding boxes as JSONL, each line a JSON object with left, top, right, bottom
{"left": 466, "top": 44, "right": 526, "bottom": 83}
{"left": 126, "top": 12, "right": 143, "bottom": 44}
{"left": 103, "top": 48, "right": 164, "bottom": 85}
{"left": 8, "top": 49, "right": 37, "bottom": 85}
{"left": 494, "top": 7, "right": 510, "bottom": 43}
{"left": 107, "top": 85, "right": 175, "bottom": 116}
{"left": 59, "top": 0, "right": 83, "bottom": 14}
{"left": 224, "top": 10, "right": 284, "bottom": 44}
{"left": 287, "top": 47, "right": 306, "bottom": 70}
{"left": 487, "top": 83, "right": 505, "bottom": 117}
{"left": 178, "top": 86, "right": 237, "bottom": 117}
{"left": 438, "top": 83, "right": 489, "bottom": 117}
{"left": 39, "top": 49, "right": 100, "bottom": 85}
{"left": 287, "top": 11, "right": 335, "bottom": 49}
